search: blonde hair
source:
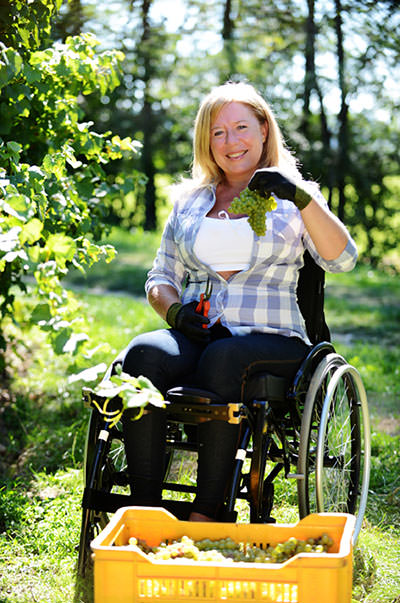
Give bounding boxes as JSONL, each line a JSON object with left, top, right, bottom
{"left": 192, "top": 81, "right": 302, "bottom": 187}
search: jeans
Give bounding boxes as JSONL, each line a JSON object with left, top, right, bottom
{"left": 121, "top": 327, "right": 309, "bottom": 517}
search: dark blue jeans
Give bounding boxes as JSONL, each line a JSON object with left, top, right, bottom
{"left": 121, "top": 327, "right": 309, "bottom": 517}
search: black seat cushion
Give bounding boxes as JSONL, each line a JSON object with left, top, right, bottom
{"left": 166, "top": 386, "right": 225, "bottom": 405}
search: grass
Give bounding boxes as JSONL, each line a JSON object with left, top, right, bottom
{"left": 1, "top": 228, "right": 399, "bottom": 602}
{"left": 64, "top": 227, "right": 162, "bottom": 297}
{"left": 0, "top": 470, "right": 82, "bottom": 602}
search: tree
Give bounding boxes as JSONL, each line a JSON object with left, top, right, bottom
{"left": 137, "top": 0, "right": 158, "bottom": 230}
{"left": 222, "top": 0, "right": 237, "bottom": 79}
{"left": 53, "top": 0, "right": 85, "bottom": 38}
{"left": 326, "top": 0, "right": 400, "bottom": 260}
{"left": 301, "top": 0, "right": 333, "bottom": 199}
{"left": 59, "top": 0, "right": 181, "bottom": 230}
{"left": 48, "top": 0, "right": 400, "bottom": 267}
{"left": 334, "top": 0, "right": 348, "bottom": 222}
{"left": 0, "top": 0, "right": 141, "bottom": 372}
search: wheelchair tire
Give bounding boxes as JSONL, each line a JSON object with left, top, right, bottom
{"left": 77, "top": 505, "right": 109, "bottom": 578}
{"left": 77, "top": 408, "right": 128, "bottom": 577}
{"left": 297, "top": 353, "right": 371, "bottom": 544}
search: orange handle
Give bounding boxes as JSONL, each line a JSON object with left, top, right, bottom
{"left": 201, "top": 301, "right": 210, "bottom": 328}
{"left": 195, "top": 293, "right": 205, "bottom": 315}
{"left": 195, "top": 294, "right": 210, "bottom": 328}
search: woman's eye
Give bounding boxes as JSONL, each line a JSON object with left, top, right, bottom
{"left": 213, "top": 130, "right": 224, "bottom": 137}
{"left": 238, "top": 124, "right": 247, "bottom": 130}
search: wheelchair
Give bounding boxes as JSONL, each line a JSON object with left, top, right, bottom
{"left": 76, "top": 251, "right": 371, "bottom": 578}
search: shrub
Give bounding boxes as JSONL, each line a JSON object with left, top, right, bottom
{"left": 0, "top": 1, "right": 143, "bottom": 371}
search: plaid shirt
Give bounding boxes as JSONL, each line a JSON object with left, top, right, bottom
{"left": 145, "top": 185, "right": 357, "bottom": 344}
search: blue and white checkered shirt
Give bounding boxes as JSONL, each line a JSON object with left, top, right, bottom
{"left": 145, "top": 185, "right": 358, "bottom": 344}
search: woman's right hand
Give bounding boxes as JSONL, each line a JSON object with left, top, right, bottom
{"left": 166, "top": 301, "right": 210, "bottom": 344}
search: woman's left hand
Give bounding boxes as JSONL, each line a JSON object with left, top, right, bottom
{"left": 248, "top": 167, "right": 312, "bottom": 211}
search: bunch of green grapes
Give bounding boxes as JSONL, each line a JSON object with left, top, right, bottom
{"left": 229, "top": 188, "right": 277, "bottom": 236}
{"left": 128, "top": 533, "right": 334, "bottom": 564}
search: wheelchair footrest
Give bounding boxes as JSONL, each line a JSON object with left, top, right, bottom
{"left": 167, "top": 401, "right": 243, "bottom": 424}
{"left": 160, "top": 500, "right": 193, "bottom": 520}
{"left": 166, "top": 387, "right": 244, "bottom": 424}
{"left": 82, "top": 486, "right": 133, "bottom": 513}
{"left": 163, "top": 482, "right": 197, "bottom": 494}
{"left": 82, "top": 487, "right": 195, "bottom": 522}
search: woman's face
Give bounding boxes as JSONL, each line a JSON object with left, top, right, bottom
{"left": 210, "top": 101, "right": 267, "bottom": 184}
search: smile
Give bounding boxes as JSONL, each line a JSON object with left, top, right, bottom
{"left": 226, "top": 150, "right": 248, "bottom": 159}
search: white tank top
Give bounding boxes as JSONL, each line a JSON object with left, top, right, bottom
{"left": 193, "top": 215, "right": 253, "bottom": 271}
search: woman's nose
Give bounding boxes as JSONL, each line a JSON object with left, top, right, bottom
{"left": 224, "top": 128, "right": 238, "bottom": 144}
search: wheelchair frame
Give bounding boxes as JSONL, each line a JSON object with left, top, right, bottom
{"left": 76, "top": 253, "right": 371, "bottom": 578}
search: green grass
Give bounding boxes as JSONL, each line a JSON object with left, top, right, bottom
{"left": 1, "top": 232, "right": 399, "bottom": 602}
{"left": 0, "top": 470, "right": 82, "bottom": 602}
{"left": 64, "top": 227, "right": 162, "bottom": 297}
{"left": 325, "top": 267, "right": 400, "bottom": 396}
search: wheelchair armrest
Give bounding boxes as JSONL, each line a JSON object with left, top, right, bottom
{"left": 166, "top": 386, "right": 225, "bottom": 405}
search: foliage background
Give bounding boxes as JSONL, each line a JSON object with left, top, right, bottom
{"left": 53, "top": 0, "right": 400, "bottom": 263}
{"left": 0, "top": 2, "right": 399, "bottom": 601}
{"left": 1, "top": 0, "right": 399, "bottom": 373}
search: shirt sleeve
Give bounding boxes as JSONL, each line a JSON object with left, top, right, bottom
{"left": 144, "top": 202, "right": 188, "bottom": 296}
{"left": 302, "top": 187, "right": 358, "bottom": 273}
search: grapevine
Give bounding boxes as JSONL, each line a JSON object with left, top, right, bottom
{"left": 127, "top": 533, "right": 334, "bottom": 564}
{"left": 228, "top": 188, "right": 277, "bottom": 236}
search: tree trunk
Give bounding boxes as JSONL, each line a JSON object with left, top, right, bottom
{"left": 222, "top": 0, "right": 236, "bottom": 79}
{"left": 302, "top": 0, "right": 315, "bottom": 137}
{"left": 335, "top": 0, "right": 348, "bottom": 222}
{"left": 301, "top": 0, "right": 334, "bottom": 202}
{"left": 142, "top": 98, "right": 157, "bottom": 231}
{"left": 139, "top": 0, "right": 157, "bottom": 231}
{"left": 55, "top": 0, "right": 84, "bottom": 39}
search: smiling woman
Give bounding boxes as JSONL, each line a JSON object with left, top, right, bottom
{"left": 117, "top": 80, "right": 358, "bottom": 522}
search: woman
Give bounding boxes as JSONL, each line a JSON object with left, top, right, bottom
{"left": 121, "top": 81, "right": 357, "bottom": 521}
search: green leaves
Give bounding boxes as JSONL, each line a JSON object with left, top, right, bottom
{"left": 44, "top": 234, "right": 76, "bottom": 266}
{"left": 0, "top": 46, "right": 23, "bottom": 89}
{"left": 93, "top": 369, "right": 165, "bottom": 414}
{"left": 0, "top": 0, "right": 60, "bottom": 53}
{"left": 0, "top": 227, "right": 27, "bottom": 271}
{"left": 0, "top": 17, "right": 143, "bottom": 366}
{"left": 19, "top": 218, "right": 43, "bottom": 245}
{"left": 42, "top": 152, "right": 67, "bottom": 180}
{"left": 73, "top": 367, "right": 166, "bottom": 429}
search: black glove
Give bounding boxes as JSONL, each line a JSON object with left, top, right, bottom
{"left": 166, "top": 301, "right": 210, "bottom": 344}
{"left": 248, "top": 167, "right": 312, "bottom": 211}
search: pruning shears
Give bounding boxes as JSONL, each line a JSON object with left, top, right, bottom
{"left": 195, "top": 277, "right": 213, "bottom": 328}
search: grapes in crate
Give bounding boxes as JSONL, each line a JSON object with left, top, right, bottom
{"left": 127, "top": 533, "right": 334, "bottom": 564}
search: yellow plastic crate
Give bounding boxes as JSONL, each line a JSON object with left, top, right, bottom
{"left": 91, "top": 507, "right": 355, "bottom": 603}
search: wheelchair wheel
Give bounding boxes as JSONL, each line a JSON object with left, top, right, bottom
{"left": 297, "top": 353, "right": 371, "bottom": 544}
{"left": 77, "top": 408, "right": 128, "bottom": 577}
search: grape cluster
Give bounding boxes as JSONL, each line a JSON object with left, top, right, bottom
{"left": 128, "top": 533, "right": 334, "bottom": 564}
{"left": 228, "top": 188, "right": 277, "bottom": 236}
